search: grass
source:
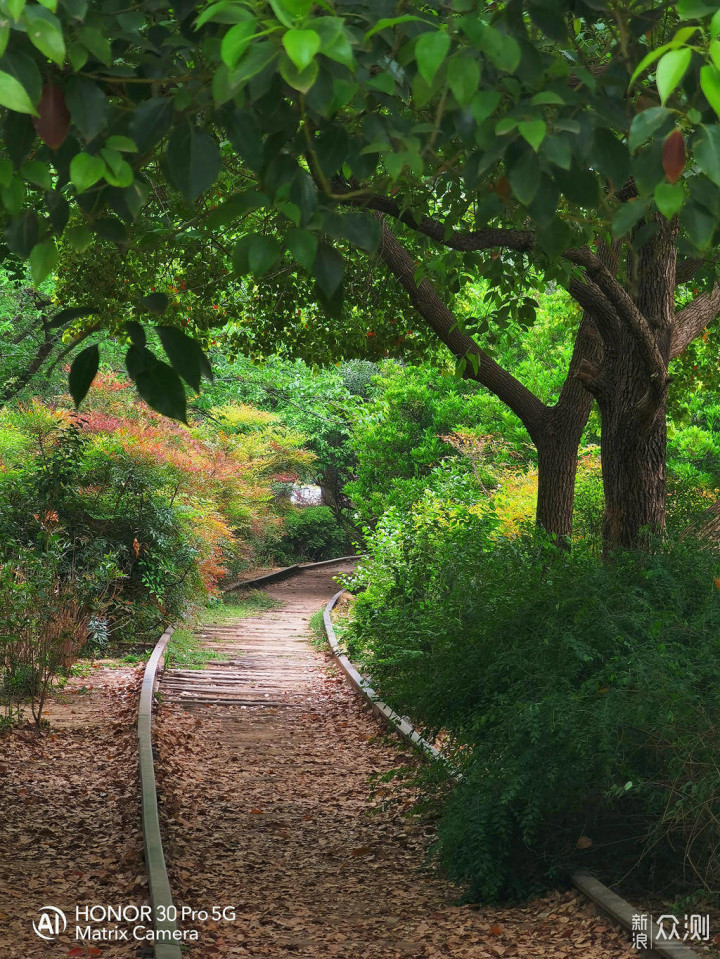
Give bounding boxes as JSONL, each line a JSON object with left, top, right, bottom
{"left": 203, "top": 589, "right": 283, "bottom": 625}
{"left": 308, "top": 609, "right": 327, "bottom": 649}
{"left": 166, "top": 589, "right": 284, "bottom": 669}
{"left": 165, "top": 627, "right": 223, "bottom": 669}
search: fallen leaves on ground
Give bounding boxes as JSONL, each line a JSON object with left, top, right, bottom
{"left": 153, "top": 571, "right": 640, "bottom": 959}
{"left": 0, "top": 667, "right": 149, "bottom": 958}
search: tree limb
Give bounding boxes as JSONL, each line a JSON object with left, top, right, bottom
{"left": 374, "top": 215, "right": 548, "bottom": 440}
{"left": 338, "top": 189, "right": 536, "bottom": 253}
{"left": 671, "top": 284, "right": 720, "bottom": 359}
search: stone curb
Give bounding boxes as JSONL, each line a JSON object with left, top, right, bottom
{"left": 138, "top": 625, "right": 182, "bottom": 959}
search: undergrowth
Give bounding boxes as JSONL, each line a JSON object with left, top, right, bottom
{"left": 347, "top": 500, "right": 720, "bottom": 904}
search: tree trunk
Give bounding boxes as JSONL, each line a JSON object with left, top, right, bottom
{"left": 598, "top": 335, "right": 668, "bottom": 550}
{"left": 596, "top": 219, "right": 676, "bottom": 553}
{"left": 534, "top": 314, "right": 602, "bottom": 541}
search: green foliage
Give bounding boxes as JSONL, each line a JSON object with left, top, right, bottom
{"left": 347, "top": 508, "right": 720, "bottom": 901}
{"left": 269, "top": 505, "right": 354, "bottom": 564}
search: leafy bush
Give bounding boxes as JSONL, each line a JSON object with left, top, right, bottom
{"left": 270, "top": 506, "right": 354, "bottom": 563}
{"left": 347, "top": 501, "right": 720, "bottom": 902}
{"left": 0, "top": 376, "right": 312, "bottom": 650}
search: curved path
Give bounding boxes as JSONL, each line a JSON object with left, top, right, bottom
{"left": 154, "top": 563, "right": 636, "bottom": 958}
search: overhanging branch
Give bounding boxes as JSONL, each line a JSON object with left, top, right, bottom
{"left": 374, "top": 215, "right": 548, "bottom": 440}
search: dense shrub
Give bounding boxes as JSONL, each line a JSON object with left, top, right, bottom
{"left": 0, "top": 377, "right": 312, "bottom": 649}
{"left": 269, "top": 506, "right": 354, "bottom": 563}
{"left": 347, "top": 500, "right": 720, "bottom": 901}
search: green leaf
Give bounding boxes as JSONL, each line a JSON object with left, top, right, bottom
{"left": 656, "top": 48, "right": 692, "bottom": 104}
{"left": 628, "top": 107, "right": 670, "bottom": 152}
{"left": 124, "top": 321, "right": 146, "bottom": 347}
{"left": 313, "top": 242, "right": 343, "bottom": 298}
{"left": 478, "top": 26, "right": 521, "bottom": 73}
{"left": 447, "top": 55, "right": 479, "bottom": 106}
{"left": 279, "top": 54, "right": 318, "bottom": 93}
{"left": 530, "top": 91, "right": 565, "bottom": 105}
{"left": 630, "top": 42, "right": 671, "bottom": 86}
{"left": 248, "top": 234, "right": 280, "bottom": 275}
{"left": 7, "top": 0, "right": 26, "bottom": 21}
{"left": 5, "top": 210, "right": 38, "bottom": 257}
{"left": 69, "top": 344, "right": 99, "bottom": 406}
{"left": 324, "top": 211, "right": 380, "bottom": 252}
{"left": 156, "top": 325, "right": 212, "bottom": 392}
{"left": 139, "top": 292, "right": 170, "bottom": 314}
{"left": 65, "top": 77, "right": 106, "bottom": 140}
{"left": 701, "top": 64, "right": 720, "bottom": 118}
{"left": 166, "top": 125, "right": 221, "bottom": 203}
{"left": 518, "top": 119, "right": 546, "bottom": 152}
{"left": 611, "top": 199, "right": 650, "bottom": 238}
{"left": 0, "top": 24, "right": 9, "bottom": 59}
{"left": 593, "top": 128, "right": 630, "bottom": 185}
{"left": 677, "top": 0, "right": 717, "bottom": 17}
{"left": 29, "top": 238, "right": 56, "bottom": 284}
{"left": 508, "top": 150, "right": 540, "bottom": 205}
{"left": 542, "top": 133, "right": 572, "bottom": 170}
{"left": 77, "top": 25, "right": 111, "bottom": 65}
{"left": 0, "top": 69, "right": 37, "bottom": 115}
{"left": 135, "top": 360, "right": 187, "bottom": 422}
{"left": 24, "top": 11, "right": 65, "bottom": 65}
{"left": 286, "top": 227, "right": 317, "bottom": 270}
{"left": 695, "top": 125, "right": 720, "bottom": 187}
{"left": 654, "top": 182, "right": 684, "bottom": 219}
{"left": 415, "top": 30, "right": 450, "bottom": 85}
{"left": 283, "top": 28, "right": 320, "bottom": 72}
{"left": 0, "top": 157, "right": 12, "bottom": 187}
{"left": 66, "top": 224, "right": 92, "bottom": 252}
{"left": 712, "top": 9, "right": 720, "bottom": 39}
{"left": 129, "top": 98, "right": 173, "bottom": 153}
{"left": 1, "top": 178, "right": 25, "bottom": 214}
{"left": 21, "top": 159, "right": 51, "bottom": 189}
{"left": 221, "top": 20, "right": 257, "bottom": 69}
{"left": 364, "top": 14, "right": 425, "bottom": 42}
{"left": 70, "top": 152, "right": 106, "bottom": 192}
{"left": 105, "top": 135, "right": 138, "bottom": 153}
{"left": 100, "top": 148, "right": 133, "bottom": 187}
{"left": 469, "top": 90, "right": 500, "bottom": 124}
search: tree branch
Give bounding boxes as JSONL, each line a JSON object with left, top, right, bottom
{"left": 338, "top": 188, "right": 536, "bottom": 253}
{"left": 374, "top": 215, "right": 548, "bottom": 440}
{"left": 564, "top": 245, "right": 666, "bottom": 382}
{"left": 671, "top": 284, "right": 720, "bottom": 359}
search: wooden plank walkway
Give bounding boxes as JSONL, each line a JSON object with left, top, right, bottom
{"left": 154, "top": 563, "right": 639, "bottom": 959}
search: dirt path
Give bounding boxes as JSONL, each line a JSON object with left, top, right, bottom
{"left": 155, "top": 565, "right": 637, "bottom": 959}
{"left": 0, "top": 666, "right": 149, "bottom": 958}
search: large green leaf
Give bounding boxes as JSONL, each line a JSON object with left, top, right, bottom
{"left": 656, "top": 48, "right": 692, "bottom": 104}
{"left": 70, "top": 152, "right": 106, "bottom": 192}
{"left": 65, "top": 77, "right": 107, "bottom": 140}
{"left": 156, "top": 325, "right": 212, "bottom": 392}
{"left": 282, "top": 28, "right": 320, "bottom": 72}
{"left": 695, "top": 125, "right": 720, "bottom": 187}
{"left": 0, "top": 69, "right": 37, "bottom": 114}
{"left": 313, "top": 242, "right": 344, "bottom": 298}
{"left": 69, "top": 344, "right": 99, "bottom": 406}
{"left": 166, "top": 125, "right": 221, "bottom": 202}
{"left": 29, "top": 239, "right": 57, "bottom": 284}
{"left": 415, "top": 30, "right": 450, "bottom": 84}
{"left": 24, "top": 9, "right": 65, "bottom": 65}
